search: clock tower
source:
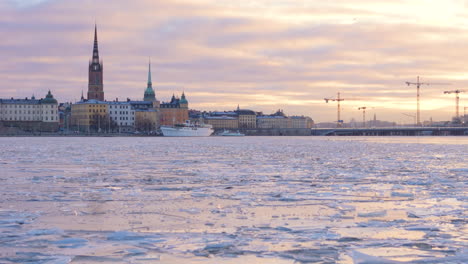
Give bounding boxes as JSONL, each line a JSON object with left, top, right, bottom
{"left": 87, "top": 24, "right": 104, "bottom": 101}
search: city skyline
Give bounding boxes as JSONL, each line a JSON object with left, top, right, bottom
{"left": 1, "top": 0, "right": 468, "bottom": 123}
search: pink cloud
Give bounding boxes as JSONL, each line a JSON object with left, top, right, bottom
{"left": 1, "top": 0, "right": 467, "bottom": 122}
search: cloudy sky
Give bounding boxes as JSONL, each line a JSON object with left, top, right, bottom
{"left": 2, "top": 0, "right": 468, "bottom": 122}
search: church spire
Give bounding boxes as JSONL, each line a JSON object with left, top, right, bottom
{"left": 92, "top": 24, "right": 99, "bottom": 64}
{"left": 147, "top": 58, "right": 152, "bottom": 88}
{"left": 143, "top": 59, "right": 156, "bottom": 102}
{"left": 88, "top": 24, "right": 104, "bottom": 101}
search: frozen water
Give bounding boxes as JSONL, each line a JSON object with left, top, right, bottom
{"left": 0, "top": 136, "right": 466, "bottom": 263}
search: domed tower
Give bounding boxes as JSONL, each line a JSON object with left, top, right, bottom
{"left": 41, "top": 90, "right": 59, "bottom": 123}
{"left": 179, "top": 92, "right": 188, "bottom": 109}
{"left": 42, "top": 90, "right": 58, "bottom": 104}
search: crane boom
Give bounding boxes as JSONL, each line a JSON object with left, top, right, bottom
{"left": 444, "top": 90, "right": 466, "bottom": 118}
{"left": 324, "top": 92, "right": 347, "bottom": 127}
{"left": 358, "top": 107, "right": 367, "bottom": 128}
{"left": 405, "top": 76, "right": 450, "bottom": 126}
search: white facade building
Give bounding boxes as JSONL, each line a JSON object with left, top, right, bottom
{"left": 0, "top": 91, "right": 59, "bottom": 123}
{"left": 108, "top": 102, "right": 135, "bottom": 132}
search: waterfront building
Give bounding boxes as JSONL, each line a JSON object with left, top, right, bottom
{"left": 257, "top": 116, "right": 290, "bottom": 128}
{"left": 107, "top": 101, "right": 135, "bottom": 132}
{"left": 236, "top": 107, "right": 257, "bottom": 128}
{"left": 87, "top": 25, "right": 104, "bottom": 101}
{"left": 159, "top": 93, "right": 189, "bottom": 126}
{"left": 291, "top": 116, "right": 314, "bottom": 129}
{"left": 58, "top": 102, "right": 72, "bottom": 131}
{"left": 201, "top": 108, "right": 257, "bottom": 130}
{"left": 0, "top": 91, "right": 59, "bottom": 132}
{"left": 257, "top": 110, "right": 313, "bottom": 129}
{"left": 71, "top": 98, "right": 159, "bottom": 133}
{"left": 70, "top": 99, "right": 109, "bottom": 132}
{"left": 135, "top": 109, "right": 158, "bottom": 132}
{"left": 203, "top": 115, "right": 239, "bottom": 129}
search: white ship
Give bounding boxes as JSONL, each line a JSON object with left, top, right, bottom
{"left": 160, "top": 121, "right": 213, "bottom": 137}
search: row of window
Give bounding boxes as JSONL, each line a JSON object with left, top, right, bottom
{"left": 1, "top": 116, "right": 55, "bottom": 121}
{"left": 1, "top": 110, "right": 57, "bottom": 114}
{"left": 110, "top": 116, "right": 134, "bottom": 121}
{"left": 109, "top": 105, "right": 130, "bottom": 109}
{"left": 89, "top": 109, "right": 106, "bottom": 113}
{"left": 119, "top": 122, "right": 134, "bottom": 126}
{"left": 110, "top": 111, "right": 132, "bottom": 115}
{"left": 1, "top": 105, "right": 55, "bottom": 108}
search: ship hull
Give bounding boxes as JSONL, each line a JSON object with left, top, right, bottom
{"left": 160, "top": 126, "right": 213, "bottom": 137}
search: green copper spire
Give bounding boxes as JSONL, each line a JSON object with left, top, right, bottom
{"left": 143, "top": 59, "right": 156, "bottom": 102}
{"left": 147, "top": 58, "right": 152, "bottom": 88}
{"left": 180, "top": 91, "right": 188, "bottom": 104}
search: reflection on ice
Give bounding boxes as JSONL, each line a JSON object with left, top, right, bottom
{"left": 0, "top": 136, "right": 466, "bottom": 263}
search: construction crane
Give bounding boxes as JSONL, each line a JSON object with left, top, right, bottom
{"left": 443, "top": 90, "right": 465, "bottom": 119}
{"left": 324, "top": 92, "right": 346, "bottom": 127}
{"left": 405, "top": 76, "right": 450, "bottom": 126}
{"left": 358, "top": 107, "right": 367, "bottom": 128}
{"left": 464, "top": 106, "right": 468, "bottom": 124}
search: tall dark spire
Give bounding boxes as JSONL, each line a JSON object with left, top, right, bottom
{"left": 92, "top": 24, "right": 99, "bottom": 64}
{"left": 88, "top": 24, "right": 104, "bottom": 101}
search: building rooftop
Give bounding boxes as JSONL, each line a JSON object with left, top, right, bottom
{"left": 257, "top": 115, "right": 288, "bottom": 119}
{"left": 1, "top": 91, "right": 58, "bottom": 105}
{"left": 0, "top": 98, "right": 41, "bottom": 104}
{"left": 235, "top": 109, "right": 256, "bottom": 115}
{"left": 204, "top": 116, "right": 237, "bottom": 120}
{"left": 75, "top": 99, "right": 108, "bottom": 104}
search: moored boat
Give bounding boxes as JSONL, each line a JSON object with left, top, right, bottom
{"left": 218, "top": 130, "right": 245, "bottom": 136}
{"left": 160, "top": 121, "right": 213, "bottom": 137}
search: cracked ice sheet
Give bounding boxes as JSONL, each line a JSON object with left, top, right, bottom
{"left": 0, "top": 136, "right": 466, "bottom": 263}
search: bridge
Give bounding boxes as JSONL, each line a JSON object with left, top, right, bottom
{"left": 311, "top": 127, "right": 468, "bottom": 136}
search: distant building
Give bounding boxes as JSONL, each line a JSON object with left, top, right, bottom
{"left": 0, "top": 91, "right": 59, "bottom": 132}
{"left": 201, "top": 107, "right": 257, "bottom": 130}
{"left": 87, "top": 25, "right": 104, "bottom": 101}
{"left": 202, "top": 108, "right": 314, "bottom": 130}
{"left": 257, "top": 110, "right": 289, "bottom": 128}
{"left": 108, "top": 101, "right": 135, "bottom": 132}
{"left": 159, "top": 93, "right": 189, "bottom": 126}
{"left": 257, "top": 110, "right": 313, "bottom": 129}
{"left": 58, "top": 102, "right": 72, "bottom": 130}
{"left": 236, "top": 107, "right": 257, "bottom": 128}
{"left": 204, "top": 115, "right": 239, "bottom": 129}
{"left": 70, "top": 99, "right": 109, "bottom": 132}
{"left": 290, "top": 116, "right": 314, "bottom": 129}
{"left": 140, "top": 60, "right": 188, "bottom": 127}
{"left": 71, "top": 98, "right": 158, "bottom": 133}
{"left": 135, "top": 109, "right": 158, "bottom": 132}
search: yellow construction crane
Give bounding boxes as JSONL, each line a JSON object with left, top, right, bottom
{"left": 443, "top": 90, "right": 465, "bottom": 119}
{"left": 324, "top": 92, "right": 346, "bottom": 127}
{"left": 405, "top": 76, "right": 449, "bottom": 126}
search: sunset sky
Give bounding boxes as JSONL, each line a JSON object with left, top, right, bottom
{"left": 2, "top": 0, "right": 468, "bottom": 123}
